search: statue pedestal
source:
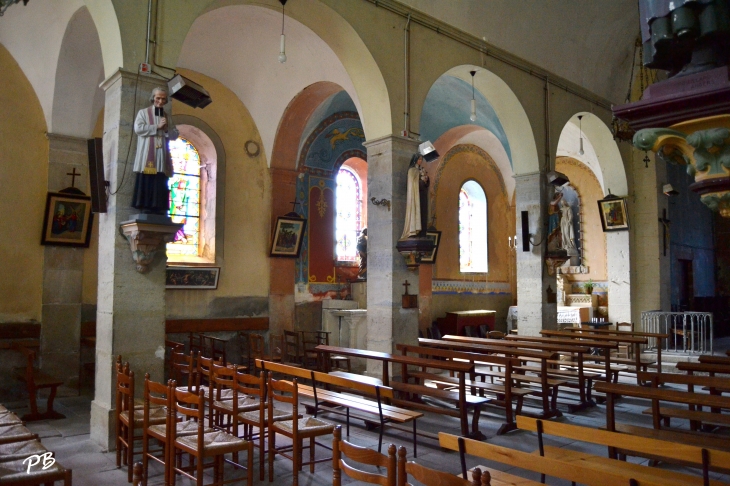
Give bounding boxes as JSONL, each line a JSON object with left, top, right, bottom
{"left": 351, "top": 281, "right": 367, "bottom": 309}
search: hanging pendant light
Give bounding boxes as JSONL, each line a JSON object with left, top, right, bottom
{"left": 278, "top": 0, "right": 288, "bottom": 63}
{"left": 469, "top": 70, "right": 477, "bottom": 122}
{"left": 578, "top": 115, "right": 584, "bottom": 156}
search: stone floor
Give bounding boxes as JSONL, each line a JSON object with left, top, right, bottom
{"left": 5, "top": 337, "right": 730, "bottom": 485}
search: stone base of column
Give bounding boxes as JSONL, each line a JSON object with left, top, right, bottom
{"left": 90, "top": 400, "right": 116, "bottom": 451}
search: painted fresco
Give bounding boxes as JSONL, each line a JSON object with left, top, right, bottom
{"left": 300, "top": 112, "right": 365, "bottom": 176}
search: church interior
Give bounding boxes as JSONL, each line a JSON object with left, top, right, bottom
{"left": 1, "top": 0, "right": 730, "bottom": 484}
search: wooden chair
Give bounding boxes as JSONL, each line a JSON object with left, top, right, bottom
{"left": 301, "top": 331, "right": 350, "bottom": 371}
{"left": 170, "top": 387, "right": 253, "bottom": 486}
{"left": 165, "top": 340, "right": 185, "bottom": 382}
{"left": 487, "top": 330, "right": 505, "bottom": 340}
{"left": 12, "top": 344, "right": 65, "bottom": 421}
{"left": 133, "top": 462, "right": 143, "bottom": 486}
{"left": 269, "top": 333, "right": 284, "bottom": 363}
{"left": 267, "top": 373, "right": 335, "bottom": 486}
{"left": 203, "top": 334, "right": 228, "bottom": 364}
{"left": 249, "top": 334, "right": 272, "bottom": 364}
{"left": 396, "top": 446, "right": 482, "bottom": 486}
{"left": 615, "top": 322, "right": 633, "bottom": 359}
{"left": 116, "top": 364, "right": 166, "bottom": 483}
{"left": 188, "top": 332, "right": 205, "bottom": 357}
{"left": 169, "top": 350, "right": 196, "bottom": 390}
{"left": 233, "top": 368, "right": 294, "bottom": 481}
{"left": 332, "top": 425, "right": 396, "bottom": 486}
{"left": 210, "top": 362, "right": 259, "bottom": 432}
{"left": 238, "top": 331, "right": 252, "bottom": 372}
{"left": 283, "top": 330, "right": 301, "bottom": 365}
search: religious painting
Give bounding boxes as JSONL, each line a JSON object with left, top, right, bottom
{"left": 597, "top": 196, "right": 629, "bottom": 232}
{"left": 41, "top": 192, "right": 94, "bottom": 247}
{"left": 166, "top": 266, "right": 220, "bottom": 289}
{"left": 270, "top": 215, "right": 307, "bottom": 257}
{"left": 421, "top": 230, "right": 442, "bottom": 264}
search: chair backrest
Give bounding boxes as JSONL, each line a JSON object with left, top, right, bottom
{"left": 170, "top": 350, "right": 196, "bottom": 389}
{"left": 250, "top": 334, "right": 265, "bottom": 360}
{"left": 235, "top": 368, "right": 265, "bottom": 399}
{"left": 617, "top": 321, "right": 633, "bottom": 332}
{"left": 143, "top": 374, "right": 173, "bottom": 429}
{"left": 333, "top": 425, "right": 396, "bottom": 486}
{"left": 116, "top": 365, "right": 134, "bottom": 417}
{"left": 396, "top": 446, "right": 474, "bottom": 486}
{"left": 283, "top": 330, "right": 300, "bottom": 364}
{"left": 487, "top": 330, "right": 505, "bottom": 340}
{"left": 267, "top": 372, "right": 298, "bottom": 430}
{"left": 196, "top": 354, "right": 220, "bottom": 389}
{"left": 270, "top": 334, "right": 284, "bottom": 361}
{"left": 171, "top": 388, "right": 206, "bottom": 446}
{"left": 188, "top": 332, "right": 205, "bottom": 356}
{"left": 211, "top": 362, "right": 236, "bottom": 401}
{"left": 203, "top": 335, "right": 227, "bottom": 363}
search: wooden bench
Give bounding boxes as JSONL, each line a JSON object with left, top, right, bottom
{"left": 396, "top": 343, "right": 532, "bottom": 434}
{"left": 699, "top": 355, "right": 730, "bottom": 366}
{"left": 315, "top": 345, "right": 488, "bottom": 440}
{"left": 439, "top": 335, "right": 596, "bottom": 412}
{"left": 561, "top": 327, "right": 668, "bottom": 372}
{"left": 439, "top": 432, "right": 680, "bottom": 486}
{"left": 12, "top": 344, "right": 65, "bottom": 421}
{"left": 517, "top": 415, "right": 730, "bottom": 481}
{"left": 256, "top": 359, "right": 423, "bottom": 456}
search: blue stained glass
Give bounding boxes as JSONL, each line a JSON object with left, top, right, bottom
{"left": 336, "top": 168, "right": 361, "bottom": 262}
{"left": 167, "top": 137, "right": 201, "bottom": 257}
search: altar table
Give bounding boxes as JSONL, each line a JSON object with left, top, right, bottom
{"left": 438, "top": 310, "right": 496, "bottom": 336}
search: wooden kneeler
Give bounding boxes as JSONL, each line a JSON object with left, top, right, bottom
{"left": 13, "top": 344, "right": 65, "bottom": 421}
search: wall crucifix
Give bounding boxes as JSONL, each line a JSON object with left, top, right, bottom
{"left": 66, "top": 168, "right": 80, "bottom": 189}
{"left": 658, "top": 208, "right": 671, "bottom": 256}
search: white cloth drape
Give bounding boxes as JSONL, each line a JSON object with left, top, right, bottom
{"left": 401, "top": 166, "right": 421, "bottom": 239}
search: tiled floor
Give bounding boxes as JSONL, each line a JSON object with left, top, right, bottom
{"left": 6, "top": 338, "right": 730, "bottom": 485}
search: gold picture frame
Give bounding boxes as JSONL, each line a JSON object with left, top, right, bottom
{"left": 597, "top": 195, "right": 629, "bottom": 232}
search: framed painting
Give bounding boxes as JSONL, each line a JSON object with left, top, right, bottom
{"left": 597, "top": 196, "right": 630, "bottom": 232}
{"left": 420, "top": 230, "right": 442, "bottom": 264}
{"left": 270, "top": 216, "right": 307, "bottom": 257}
{"left": 41, "top": 192, "right": 94, "bottom": 247}
{"left": 166, "top": 266, "right": 220, "bottom": 289}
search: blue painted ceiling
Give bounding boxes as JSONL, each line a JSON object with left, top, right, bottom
{"left": 298, "top": 90, "right": 359, "bottom": 156}
{"left": 420, "top": 75, "right": 512, "bottom": 165}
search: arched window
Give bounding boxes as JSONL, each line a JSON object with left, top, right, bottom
{"left": 167, "top": 137, "right": 201, "bottom": 258}
{"left": 335, "top": 167, "right": 361, "bottom": 262}
{"left": 459, "top": 180, "right": 488, "bottom": 272}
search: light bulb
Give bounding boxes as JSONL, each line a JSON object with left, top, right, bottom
{"left": 279, "top": 34, "right": 287, "bottom": 63}
{"left": 578, "top": 138, "right": 584, "bottom": 156}
{"left": 470, "top": 99, "right": 477, "bottom": 122}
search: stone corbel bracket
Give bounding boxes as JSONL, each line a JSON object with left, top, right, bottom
{"left": 120, "top": 220, "right": 182, "bottom": 273}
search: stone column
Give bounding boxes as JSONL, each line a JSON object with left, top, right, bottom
{"left": 41, "top": 134, "right": 89, "bottom": 391}
{"left": 268, "top": 168, "right": 298, "bottom": 335}
{"left": 91, "top": 71, "right": 168, "bottom": 450}
{"left": 515, "top": 172, "right": 556, "bottom": 335}
{"left": 363, "top": 135, "right": 420, "bottom": 376}
{"left": 630, "top": 150, "right": 670, "bottom": 325}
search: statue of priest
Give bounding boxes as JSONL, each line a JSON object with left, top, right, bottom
{"left": 131, "top": 87, "right": 178, "bottom": 214}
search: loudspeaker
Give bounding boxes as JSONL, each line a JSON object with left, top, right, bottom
{"left": 521, "top": 210, "right": 530, "bottom": 252}
{"left": 168, "top": 74, "right": 212, "bottom": 109}
{"left": 87, "top": 138, "right": 108, "bottom": 213}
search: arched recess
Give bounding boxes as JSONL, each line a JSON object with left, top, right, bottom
{"left": 176, "top": 2, "right": 390, "bottom": 164}
{"left": 0, "top": 0, "right": 122, "bottom": 131}
{"left": 557, "top": 113, "right": 631, "bottom": 323}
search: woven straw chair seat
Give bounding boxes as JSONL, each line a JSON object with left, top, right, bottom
{"left": 238, "top": 407, "right": 293, "bottom": 422}
{"left": 0, "top": 439, "right": 47, "bottom": 462}
{"left": 0, "top": 458, "right": 67, "bottom": 481}
{"left": 0, "top": 425, "right": 35, "bottom": 443}
{"left": 175, "top": 430, "right": 248, "bottom": 455}
{"left": 214, "top": 395, "right": 259, "bottom": 413}
{"left": 120, "top": 406, "right": 167, "bottom": 427}
{"left": 148, "top": 419, "right": 213, "bottom": 438}
{"left": 0, "top": 406, "right": 7, "bottom": 414}
{"left": 0, "top": 413, "right": 21, "bottom": 427}
{"left": 274, "top": 416, "right": 334, "bottom": 435}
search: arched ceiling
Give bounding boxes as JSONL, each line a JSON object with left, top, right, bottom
{"left": 400, "top": 0, "right": 637, "bottom": 103}
{"left": 177, "top": 5, "right": 362, "bottom": 165}
{"left": 557, "top": 120, "right": 605, "bottom": 192}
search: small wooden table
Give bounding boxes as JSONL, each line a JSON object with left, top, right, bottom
{"left": 438, "top": 310, "right": 496, "bottom": 336}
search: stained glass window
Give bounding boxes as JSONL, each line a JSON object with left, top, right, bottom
{"left": 459, "top": 180, "right": 488, "bottom": 272}
{"left": 335, "top": 168, "right": 361, "bottom": 261}
{"left": 167, "top": 137, "right": 201, "bottom": 257}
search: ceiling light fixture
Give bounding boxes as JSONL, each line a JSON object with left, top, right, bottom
{"left": 278, "top": 0, "right": 288, "bottom": 63}
{"left": 578, "top": 115, "right": 585, "bottom": 156}
{"left": 0, "top": 0, "right": 28, "bottom": 17}
{"left": 469, "top": 70, "right": 477, "bottom": 122}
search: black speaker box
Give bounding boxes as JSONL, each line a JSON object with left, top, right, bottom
{"left": 168, "top": 74, "right": 212, "bottom": 109}
{"left": 521, "top": 210, "right": 530, "bottom": 252}
{"left": 87, "top": 138, "right": 107, "bottom": 213}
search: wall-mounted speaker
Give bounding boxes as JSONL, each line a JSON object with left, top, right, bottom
{"left": 87, "top": 138, "right": 108, "bottom": 213}
{"left": 521, "top": 210, "right": 530, "bottom": 252}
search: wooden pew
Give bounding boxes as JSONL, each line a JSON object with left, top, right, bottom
{"left": 438, "top": 335, "right": 597, "bottom": 412}
{"left": 256, "top": 359, "right": 423, "bottom": 456}
{"left": 561, "top": 327, "right": 666, "bottom": 373}
{"left": 419, "top": 337, "right": 571, "bottom": 417}
{"left": 315, "top": 345, "right": 488, "bottom": 439}
{"left": 439, "top": 432, "right": 686, "bottom": 486}
{"left": 395, "top": 343, "right": 532, "bottom": 434}
{"left": 517, "top": 415, "right": 730, "bottom": 480}
{"left": 677, "top": 361, "right": 730, "bottom": 377}
{"left": 699, "top": 355, "right": 730, "bottom": 366}
{"left": 636, "top": 371, "right": 730, "bottom": 430}
{"left": 12, "top": 344, "right": 65, "bottom": 421}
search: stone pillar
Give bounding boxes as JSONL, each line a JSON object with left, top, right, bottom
{"left": 363, "top": 135, "right": 420, "bottom": 376}
{"left": 630, "top": 150, "right": 670, "bottom": 325}
{"left": 91, "top": 71, "right": 168, "bottom": 450}
{"left": 41, "top": 134, "right": 89, "bottom": 391}
{"left": 268, "top": 168, "right": 298, "bottom": 335}
{"left": 515, "top": 172, "right": 556, "bottom": 335}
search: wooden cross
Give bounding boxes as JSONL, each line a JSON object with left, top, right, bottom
{"left": 67, "top": 168, "right": 80, "bottom": 189}
{"left": 403, "top": 280, "right": 411, "bottom": 295}
{"left": 290, "top": 200, "right": 301, "bottom": 213}
{"left": 658, "top": 208, "right": 671, "bottom": 256}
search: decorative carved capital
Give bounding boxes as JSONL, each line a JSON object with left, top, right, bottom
{"left": 120, "top": 220, "right": 182, "bottom": 273}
